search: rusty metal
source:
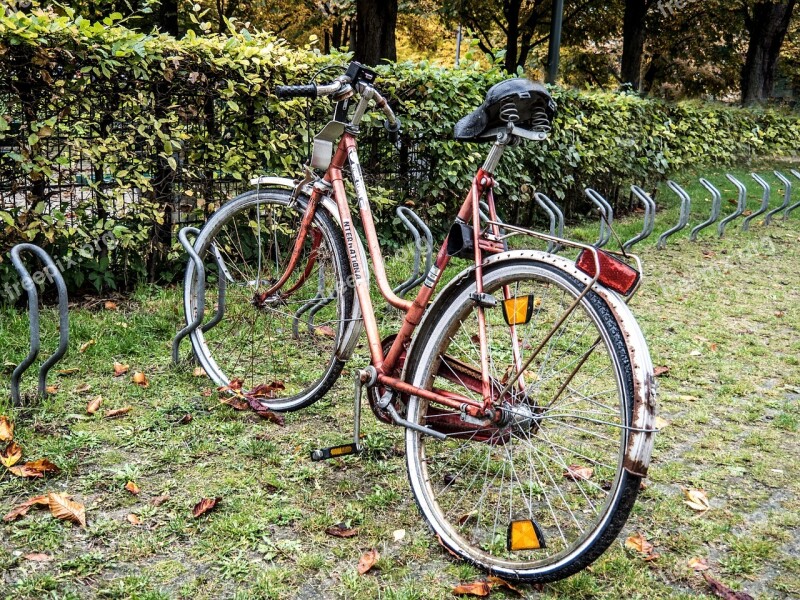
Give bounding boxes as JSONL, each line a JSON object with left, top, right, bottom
{"left": 766, "top": 171, "right": 791, "bottom": 224}
{"left": 657, "top": 181, "right": 691, "bottom": 249}
{"left": 742, "top": 173, "right": 770, "bottom": 231}
{"left": 623, "top": 186, "right": 656, "bottom": 252}
{"left": 718, "top": 174, "right": 747, "bottom": 237}
{"left": 9, "top": 244, "right": 69, "bottom": 406}
{"left": 690, "top": 178, "right": 721, "bottom": 241}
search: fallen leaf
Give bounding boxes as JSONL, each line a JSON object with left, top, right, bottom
{"left": 9, "top": 458, "right": 60, "bottom": 478}
{"left": 393, "top": 529, "right": 406, "bottom": 542}
{"left": 1, "top": 441, "right": 22, "bottom": 468}
{"left": 2, "top": 495, "right": 50, "bottom": 521}
{"left": 150, "top": 494, "right": 170, "bottom": 507}
{"left": 105, "top": 406, "right": 132, "bottom": 419}
{"left": 682, "top": 487, "right": 710, "bottom": 512}
{"left": 0, "top": 416, "right": 12, "bottom": 441}
{"left": 564, "top": 465, "right": 594, "bottom": 481}
{"left": 487, "top": 576, "right": 523, "bottom": 595}
{"left": 131, "top": 372, "right": 149, "bottom": 387}
{"left": 655, "top": 416, "right": 670, "bottom": 429}
{"left": 113, "top": 362, "right": 130, "bottom": 377}
{"left": 218, "top": 378, "right": 244, "bottom": 393}
{"left": 23, "top": 553, "right": 52, "bottom": 562}
{"left": 653, "top": 365, "right": 670, "bottom": 377}
{"left": 625, "top": 532, "right": 659, "bottom": 560}
{"left": 775, "top": 311, "right": 785, "bottom": 318}
{"left": 436, "top": 534, "right": 461, "bottom": 559}
{"left": 357, "top": 548, "right": 379, "bottom": 575}
{"left": 451, "top": 581, "right": 490, "bottom": 597}
{"left": 125, "top": 481, "right": 140, "bottom": 495}
{"left": 57, "top": 368, "right": 79, "bottom": 376}
{"left": 176, "top": 414, "right": 193, "bottom": 425}
{"left": 75, "top": 383, "right": 92, "bottom": 394}
{"left": 86, "top": 396, "right": 103, "bottom": 414}
{"left": 192, "top": 366, "right": 206, "bottom": 377}
{"left": 45, "top": 385, "right": 59, "bottom": 394}
{"left": 219, "top": 396, "right": 249, "bottom": 411}
{"left": 48, "top": 493, "right": 86, "bottom": 527}
{"left": 105, "top": 300, "right": 118, "bottom": 310}
{"left": 192, "top": 497, "right": 221, "bottom": 518}
{"left": 702, "top": 572, "right": 754, "bottom": 600}
{"left": 688, "top": 557, "right": 710, "bottom": 571}
{"left": 79, "top": 340, "right": 96, "bottom": 353}
{"left": 252, "top": 407, "right": 286, "bottom": 426}
{"left": 325, "top": 523, "right": 359, "bottom": 538}
{"left": 246, "top": 381, "right": 286, "bottom": 400}
{"left": 709, "top": 342, "right": 718, "bottom": 352}
{"left": 315, "top": 325, "right": 335, "bottom": 337}
{"left": 127, "top": 513, "right": 141, "bottom": 525}
{"left": 689, "top": 350, "right": 702, "bottom": 357}
{"left": 201, "top": 388, "right": 212, "bottom": 397}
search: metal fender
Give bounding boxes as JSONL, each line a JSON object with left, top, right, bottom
{"left": 403, "top": 249, "right": 656, "bottom": 478}
{"left": 250, "top": 177, "right": 365, "bottom": 362}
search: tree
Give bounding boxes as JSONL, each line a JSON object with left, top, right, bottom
{"left": 354, "top": 0, "right": 398, "bottom": 64}
{"left": 620, "top": 0, "right": 656, "bottom": 89}
{"left": 741, "top": 0, "right": 798, "bottom": 105}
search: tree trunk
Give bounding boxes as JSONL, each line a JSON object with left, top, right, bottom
{"left": 159, "top": 0, "right": 179, "bottom": 37}
{"left": 355, "top": 0, "right": 397, "bottom": 65}
{"left": 504, "top": 0, "right": 522, "bottom": 73}
{"left": 621, "top": 0, "right": 648, "bottom": 90}
{"left": 741, "top": 0, "right": 797, "bottom": 105}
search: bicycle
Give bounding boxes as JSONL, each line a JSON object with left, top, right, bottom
{"left": 181, "top": 61, "right": 657, "bottom": 583}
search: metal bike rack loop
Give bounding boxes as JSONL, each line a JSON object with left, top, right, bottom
{"left": 585, "top": 188, "right": 613, "bottom": 248}
{"left": 622, "top": 186, "right": 656, "bottom": 252}
{"left": 765, "top": 171, "right": 791, "bottom": 224}
{"left": 533, "top": 192, "right": 564, "bottom": 253}
{"left": 742, "top": 173, "right": 770, "bottom": 231}
{"left": 690, "top": 178, "right": 721, "bottom": 241}
{"left": 718, "top": 174, "right": 747, "bottom": 237}
{"left": 393, "top": 206, "right": 433, "bottom": 298}
{"left": 657, "top": 181, "right": 691, "bottom": 249}
{"left": 9, "top": 244, "right": 69, "bottom": 406}
{"left": 785, "top": 169, "right": 800, "bottom": 219}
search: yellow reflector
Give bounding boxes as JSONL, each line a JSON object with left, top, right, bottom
{"left": 502, "top": 295, "right": 534, "bottom": 326}
{"left": 507, "top": 519, "right": 546, "bottom": 551}
{"left": 329, "top": 444, "right": 357, "bottom": 457}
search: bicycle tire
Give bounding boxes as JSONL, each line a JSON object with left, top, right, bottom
{"left": 184, "top": 189, "right": 353, "bottom": 412}
{"left": 404, "top": 257, "right": 643, "bottom": 582}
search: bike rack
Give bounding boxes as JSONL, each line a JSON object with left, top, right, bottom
{"left": 533, "top": 192, "right": 564, "bottom": 253}
{"left": 172, "top": 227, "right": 228, "bottom": 364}
{"left": 785, "top": 169, "right": 800, "bottom": 219}
{"left": 622, "top": 186, "right": 656, "bottom": 252}
{"left": 656, "top": 181, "right": 691, "bottom": 249}
{"left": 393, "top": 206, "right": 433, "bottom": 298}
{"left": 742, "top": 173, "right": 770, "bottom": 231}
{"left": 585, "top": 188, "right": 613, "bottom": 248}
{"left": 9, "top": 244, "right": 69, "bottom": 406}
{"left": 690, "top": 178, "right": 721, "bottom": 241}
{"left": 718, "top": 174, "right": 747, "bottom": 237}
{"left": 765, "top": 171, "right": 791, "bottom": 224}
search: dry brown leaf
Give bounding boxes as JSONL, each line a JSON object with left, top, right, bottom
{"left": 176, "top": 414, "right": 193, "bottom": 425}
{"left": 325, "top": 523, "right": 359, "bottom": 538}
{"left": 219, "top": 396, "right": 249, "bottom": 411}
{"left": 57, "top": 368, "right": 79, "bottom": 376}
{"left": 774, "top": 311, "right": 785, "bottom": 318}
{"left": 315, "top": 325, "right": 335, "bottom": 337}
{"left": 86, "top": 396, "right": 103, "bottom": 414}
{"left": 113, "top": 362, "right": 130, "bottom": 377}
{"left": 105, "top": 406, "right": 132, "bottom": 419}
{"left": 709, "top": 342, "right": 718, "bottom": 352}
{"left": 2, "top": 495, "right": 50, "bottom": 521}
{"left": 45, "top": 385, "right": 59, "bottom": 395}
{"left": 124, "top": 481, "right": 140, "bottom": 495}
{"left": 0, "top": 416, "right": 13, "bottom": 442}
{"left": 653, "top": 365, "right": 670, "bottom": 377}
{"left": 451, "top": 581, "right": 491, "bottom": 597}
{"left": 48, "top": 493, "right": 86, "bottom": 527}
{"left": 105, "top": 300, "right": 118, "bottom": 310}
{"left": 131, "top": 372, "right": 149, "bottom": 387}
{"left": 75, "top": 383, "right": 92, "bottom": 394}
{"left": 9, "top": 458, "right": 60, "bottom": 478}
{"left": 1, "top": 441, "right": 22, "bottom": 468}
{"left": 150, "top": 494, "right": 170, "bottom": 507}
{"left": 79, "top": 340, "right": 96, "bottom": 353}
{"left": 357, "top": 548, "right": 379, "bottom": 575}
{"left": 625, "top": 532, "right": 659, "bottom": 560}
{"left": 192, "top": 497, "right": 221, "bottom": 518}
{"left": 252, "top": 407, "right": 286, "bottom": 426}
{"left": 487, "top": 576, "right": 523, "bottom": 595}
{"left": 702, "top": 572, "right": 754, "bottom": 600}
{"left": 682, "top": 487, "right": 710, "bottom": 512}
{"left": 192, "top": 366, "right": 207, "bottom": 377}
{"left": 688, "top": 557, "right": 710, "bottom": 571}
{"left": 23, "top": 552, "right": 52, "bottom": 562}
{"left": 127, "top": 513, "right": 141, "bottom": 525}
{"left": 564, "top": 464, "right": 594, "bottom": 481}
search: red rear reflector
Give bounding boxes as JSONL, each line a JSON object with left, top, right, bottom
{"left": 576, "top": 249, "right": 640, "bottom": 296}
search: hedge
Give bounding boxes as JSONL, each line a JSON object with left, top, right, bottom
{"left": 0, "top": 7, "right": 798, "bottom": 295}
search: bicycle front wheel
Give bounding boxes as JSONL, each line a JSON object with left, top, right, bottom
{"left": 185, "top": 189, "right": 353, "bottom": 411}
{"left": 404, "top": 257, "right": 644, "bottom": 582}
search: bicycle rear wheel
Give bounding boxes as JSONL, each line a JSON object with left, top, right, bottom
{"left": 404, "top": 257, "right": 645, "bottom": 582}
{"left": 185, "top": 189, "right": 353, "bottom": 411}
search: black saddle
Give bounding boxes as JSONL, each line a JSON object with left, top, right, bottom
{"left": 454, "top": 78, "right": 556, "bottom": 142}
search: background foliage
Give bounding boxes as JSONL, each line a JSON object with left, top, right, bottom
{"left": 1, "top": 8, "right": 799, "bottom": 296}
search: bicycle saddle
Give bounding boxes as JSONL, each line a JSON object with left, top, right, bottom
{"left": 454, "top": 78, "right": 556, "bottom": 142}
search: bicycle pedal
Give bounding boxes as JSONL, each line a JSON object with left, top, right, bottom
{"left": 310, "top": 443, "right": 360, "bottom": 462}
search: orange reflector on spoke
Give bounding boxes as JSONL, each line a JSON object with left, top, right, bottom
{"left": 502, "top": 295, "right": 534, "bottom": 326}
{"left": 576, "top": 249, "right": 641, "bottom": 296}
{"left": 507, "top": 519, "right": 546, "bottom": 551}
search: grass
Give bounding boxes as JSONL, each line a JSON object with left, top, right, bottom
{"left": 1, "top": 163, "right": 799, "bottom": 599}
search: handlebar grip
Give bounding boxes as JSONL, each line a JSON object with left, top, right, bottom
{"left": 275, "top": 84, "right": 317, "bottom": 99}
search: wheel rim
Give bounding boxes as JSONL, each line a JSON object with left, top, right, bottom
{"left": 187, "top": 194, "right": 347, "bottom": 409}
{"left": 407, "top": 263, "right": 634, "bottom": 577}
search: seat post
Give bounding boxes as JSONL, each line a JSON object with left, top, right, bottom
{"left": 482, "top": 135, "right": 510, "bottom": 175}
